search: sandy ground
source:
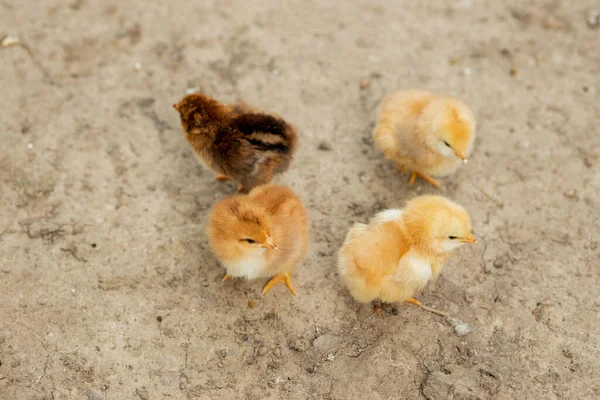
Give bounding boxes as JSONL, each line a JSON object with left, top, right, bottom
{"left": 1, "top": 0, "right": 599, "bottom": 399}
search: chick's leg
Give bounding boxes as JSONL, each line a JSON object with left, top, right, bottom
{"left": 263, "top": 272, "right": 297, "bottom": 295}
{"left": 216, "top": 175, "right": 231, "bottom": 181}
{"left": 394, "top": 162, "right": 408, "bottom": 173}
{"left": 373, "top": 300, "right": 383, "bottom": 317}
{"left": 408, "top": 172, "right": 440, "bottom": 188}
{"left": 408, "top": 172, "right": 417, "bottom": 185}
{"left": 222, "top": 274, "right": 232, "bottom": 281}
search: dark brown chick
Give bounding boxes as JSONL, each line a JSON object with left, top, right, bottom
{"left": 173, "top": 94, "right": 298, "bottom": 192}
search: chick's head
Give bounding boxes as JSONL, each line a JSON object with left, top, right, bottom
{"left": 403, "top": 195, "right": 476, "bottom": 254}
{"left": 209, "top": 199, "right": 277, "bottom": 256}
{"left": 421, "top": 98, "right": 475, "bottom": 163}
{"left": 173, "top": 93, "right": 227, "bottom": 134}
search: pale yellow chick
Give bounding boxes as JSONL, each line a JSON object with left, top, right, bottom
{"left": 337, "top": 195, "right": 476, "bottom": 315}
{"left": 373, "top": 90, "right": 476, "bottom": 187}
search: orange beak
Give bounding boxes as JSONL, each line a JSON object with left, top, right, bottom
{"left": 455, "top": 151, "right": 468, "bottom": 163}
{"left": 263, "top": 237, "right": 278, "bottom": 250}
{"left": 172, "top": 104, "right": 177, "bottom": 109}
{"left": 461, "top": 233, "right": 477, "bottom": 244}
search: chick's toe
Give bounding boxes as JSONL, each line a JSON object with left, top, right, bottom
{"left": 263, "top": 272, "right": 297, "bottom": 296}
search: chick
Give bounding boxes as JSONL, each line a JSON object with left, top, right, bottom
{"left": 373, "top": 90, "right": 476, "bottom": 187}
{"left": 207, "top": 184, "right": 309, "bottom": 295}
{"left": 173, "top": 94, "right": 298, "bottom": 192}
{"left": 337, "top": 195, "right": 476, "bottom": 315}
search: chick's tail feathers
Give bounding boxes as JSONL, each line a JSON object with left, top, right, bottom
{"left": 372, "top": 120, "right": 397, "bottom": 160}
{"left": 337, "top": 223, "right": 367, "bottom": 278}
{"left": 232, "top": 113, "right": 298, "bottom": 155}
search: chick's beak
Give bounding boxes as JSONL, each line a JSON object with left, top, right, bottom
{"left": 263, "top": 237, "right": 278, "bottom": 250}
{"left": 456, "top": 151, "right": 468, "bottom": 163}
{"left": 461, "top": 233, "right": 477, "bottom": 244}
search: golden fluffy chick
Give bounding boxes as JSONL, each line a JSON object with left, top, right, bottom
{"left": 337, "top": 195, "right": 476, "bottom": 315}
{"left": 173, "top": 93, "right": 298, "bottom": 192}
{"left": 207, "top": 184, "right": 309, "bottom": 295}
{"left": 373, "top": 90, "right": 476, "bottom": 187}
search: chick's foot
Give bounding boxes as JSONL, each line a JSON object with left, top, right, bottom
{"left": 222, "top": 274, "right": 232, "bottom": 281}
{"left": 262, "top": 272, "right": 297, "bottom": 295}
{"left": 216, "top": 175, "right": 231, "bottom": 181}
{"left": 373, "top": 302, "right": 383, "bottom": 316}
{"left": 408, "top": 171, "right": 440, "bottom": 188}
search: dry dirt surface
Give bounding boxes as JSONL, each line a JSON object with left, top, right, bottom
{"left": 1, "top": 1, "right": 599, "bottom": 399}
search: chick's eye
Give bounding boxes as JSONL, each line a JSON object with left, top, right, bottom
{"left": 243, "top": 238, "right": 255, "bottom": 244}
{"left": 444, "top": 140, "right": 451, "bottom": 148}
{"left": 448, "top": 236, "right": 457, "bottom": 240}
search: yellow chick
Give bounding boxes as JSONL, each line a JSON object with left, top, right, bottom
{"left": 337, "top": 195, "right": 476, "bottom": 315}
{"left": 373, "top": 90, "right": 476, "bottom": 187}
{"left": 207, "top": 184, "right": 309, "bottom": 295}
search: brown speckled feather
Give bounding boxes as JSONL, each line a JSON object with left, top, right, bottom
{"left": 173, "top": 93, "right": 298, "bottom": 191}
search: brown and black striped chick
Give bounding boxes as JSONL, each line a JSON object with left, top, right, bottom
{"left": 173, "top": 93, "right": 298, "bottom": 192}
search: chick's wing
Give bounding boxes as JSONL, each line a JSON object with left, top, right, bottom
{"left": 229, "top": 113, "right": 296, "bottom": 154}
{"left": 346, "top": 223, "right": 410, "bottom": 284}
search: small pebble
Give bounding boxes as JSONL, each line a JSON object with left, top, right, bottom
{"left": 463, "top": 67, "right": 472, "bottom": 76}
{"left": 27, "top": 143, "right": 33, "bottom": 149}
{"left": 271, "top": 68, "right": 281, "bottom": 76}
{"left": 133, "top": 62, "right": 142, "bottom": 71}
{"left": 564, "top": 188, "right": 577, "bottom": 198}
{"left": 587, "top": 9, "right": 599, "bottom": 28}
{"left": 326, "top": 353, "right": 335, "bottom": 361}
{"left": 447, "top": 317, "right": 470, "bottom": 336}
{"left": 318, "top": 141, "right": 332, "bottom": 151}
{"left": 156, "top": 316, "right": 162, "bottom": 322}
{"left": 510, "top": 68, "right": 517, "bottom": 76}
{"left": 0, "top": 35, "right": 20, "bottom": 48}
{"left": 359, "top": 77, "right": 371, "bottom": 89}
{"left": 306, "top": 367, "right": 314, "bottom": 374}
{"left": 185, "top": 87, "right": 200, "bottom": 94}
